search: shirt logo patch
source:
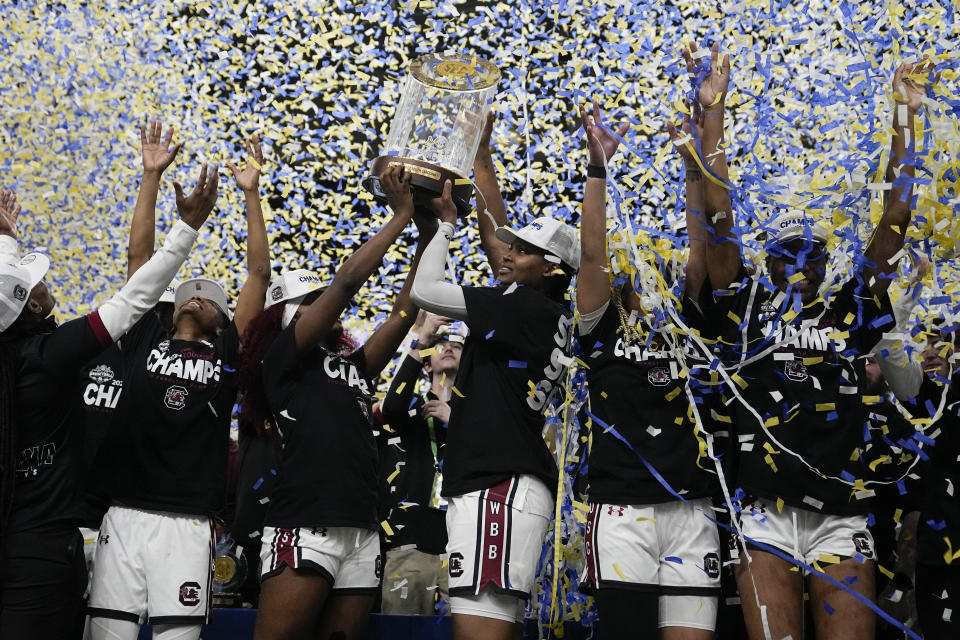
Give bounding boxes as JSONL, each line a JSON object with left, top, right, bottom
{"left": 13, "top": 284, "right": 27, "bottom": 301}
{"left": 647, "top": 366, "right": 671, "bottom": 387}
{"left": 89, "top": 364, "right": 115, "bottom": 384}
{"left": 164, "top": 385, "right": 189, "bottom": 410}
{"left": 178, "top": 581, "right": 202, "bottom": 606}
{"left": 784, "top": 359, "right": 808, "bottom": 382}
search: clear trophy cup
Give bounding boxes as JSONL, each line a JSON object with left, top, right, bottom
{"left": 363, "top": 52, "right": 500, "bottom": 216}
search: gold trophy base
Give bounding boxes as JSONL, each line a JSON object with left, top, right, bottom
{"left": 364, "top": 156, "right": 473, "bottom": 217}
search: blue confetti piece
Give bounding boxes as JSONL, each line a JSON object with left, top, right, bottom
{"left": 253, "top": 477, "right": 263, "bottom": 490}
{"left": 509, "top": 360, "right": 527, "bottom": 368}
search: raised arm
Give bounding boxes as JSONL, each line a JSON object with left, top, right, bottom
{"left": 576, "top": 100, "right": 630, "bottom": 317}
{"left": 128, "top": 121, "right": 183, "bottom": 280}
{"left": 863, "top": 59, "right": 936, "bottom": 296}
{"left": 668, "top": 101, "right": 709, "bottom": 300}
{"left": 294, "top": 164, "right": 415, "bottom": 355}
{"left": 227, "top": 133, "right": 271, "bottom": 337}
{"left": 473, "top": 111, "right": 509, "bottom": 275}
{"left": 379, "top": 312, "right": 449, "bottom": 420}
{"left": 686, "top": 42, "right": 739, "bottom": 292}
{"left": 362, "top": 178, "right": 439, "bottom": 377}
{"left": 0, "top": 189, "right": 22, "bottom": 263}
{"left": 410, "top": 181, "right": 469, "bottom": 320}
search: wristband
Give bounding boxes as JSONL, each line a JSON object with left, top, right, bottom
{"left": 587, "top": 164, "right": 606, "bottom": 179}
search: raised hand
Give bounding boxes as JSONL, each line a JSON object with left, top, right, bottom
{"left": 894, "top": 57, "right": 938, "bottom": 111}
{"left": 0, "top": 189, "right": 22, "bottom": 239}
{"left": 380, "top": 163, "right": 415, "bottom": 217}
{"left": 226, "top": 133, "right": 264, "bottom": 193}
{"left": 140, "top": 121, "right": 183, "bottom": 175}
{"left": 579, "top": 100, "right": 630, "bottom": 167}
{"left": 428, "top": 179, "right": 457, "bottom": 224}
{"left": 684, "top": 42, "right": 730, "bottom": 110}
{"left": 414, "top": 311, "right": 453, "bottom": 347}
{"left": 173, "top": 164, "right": 220, "bottom": 230}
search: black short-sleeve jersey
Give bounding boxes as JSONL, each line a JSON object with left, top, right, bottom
{"left": 699, "top": 272, "right": 893, "bottom": 515}
{"left": 77, "top": 344, "right": 125, "bottom": 527}
{"left": 11, "top": 314, "right": 114, "bottom": 533}
{"left": 110, "top": 313, "right": 240, "bottom": 515}
{"left": 262, "top": 325, "right": 379, "bottom": 530}
{"left": 581, "top": 303, "right": 716, "bottom": 505}
{"left": 441, "top": 285, "right": 574, "bottom": 498}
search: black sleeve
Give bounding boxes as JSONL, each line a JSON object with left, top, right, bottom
{"left": 35, "top": 313, "right": 117, "bottom": 376}
{"left": 462, "top": 286, "right": 561, "bottom": 353}
{"left": 218, "top": 321, "right": 241, "bottom": 369}
{"left": 262, "top": 324, "right": 302, "bottom": 407}
{"left": 829, "top": 278, "right": 894, "bottom": 354}
{"left": 380, "top": 353, "right": 424, "bottom": 423}
{"left": 690, "top": 269, "right": 756, "bottom": 341}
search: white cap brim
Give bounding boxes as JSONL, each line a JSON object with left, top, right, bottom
{"left": 175, "top": 278, "right": 231, "bottom": 319}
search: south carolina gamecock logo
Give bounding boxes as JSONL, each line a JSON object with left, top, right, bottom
{"left": 448, "top": 552, "right": 464, "bottom": 578}
{"left": 270, "top": 286, "right": 283, "bottom": 302}
{"left": 647, "top": 366, "right": 671, "bottom": 387}
{"left": 703, "top": 552, "right": 720, "bottom": 579}
{"left": 164, "top": 385, "right": 188, "bottom": 410}
{"left": 13, "top": 284, "right": 27, "bottom": 301}
{"left": 179, "top": 581, "right": 201, "bottom": 606}
{"left": 784, "top": 359, "right": 808, "bottom": 382}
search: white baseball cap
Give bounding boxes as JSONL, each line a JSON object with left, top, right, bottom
{"left": 437, "top": 320, "right": 469, "bottom": 344}
{"left": 265, "top": 269, "right": 326, "bottom": 309}
{"left": 766, "top": 211, "right": 830, "bottom": 247}
{"left": 174, "top": 277, "right": 231, "bottom": 319}
{"left": 0, "top": 252, "right": 50, "bottom": 332}
{"left": 494, "top": 216, "right": 580, "bottom": 271}
{"left": 159, "top": 279, "right": 180, "bottom": 305}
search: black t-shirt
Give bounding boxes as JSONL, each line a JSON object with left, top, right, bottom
{"left": 110, "top": 313, "right": 239, "bottom": 515}
{"left": 262, "top": 325, "right": 379, "bottom": 530}
{"left": 442, "top": 285, "right": 574, "bottom": 498}
{"left": 699, "top": 271, "right": 892, "bottom": 515}
{"left": 915, "top": 374, "right": 960, "bottom": 565}
{"left": 77, "top": 344, "right": 125, "bottom": 527}
{"left": 378, "top": 354, "right": 447, "bottom": 554}
{"left": 10, "top": 315, "right": 114, "bottom": 534}
{"left": 581, "top": 302, "right": 716, "bottom": 505}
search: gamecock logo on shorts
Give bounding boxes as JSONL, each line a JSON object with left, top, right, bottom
{"left": 164, "top": 385, "right": 188, "bottom": 410}
{"left": 703, "top": 552, "right": 720, "bottom": 579}
{"left": 179, "top": 581, "right": 201, "bottom": 606}
{"left": 448, "top": 552, "right": 464, "bottom": 578}
{"left": 852, "top": 532, "right": 873, "bottom": 557}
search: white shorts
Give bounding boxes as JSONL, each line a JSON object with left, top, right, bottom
{"left": 736, "top": 498, "right": 876, "bottom": 567}
{"left": 446, "top": 475, "right": 552, "bottom": 623}
{"left": 87, "top": 506, "right": 214, "bottom": 625}
{"left": 259, "top": 526, "right": 380, "bottom": 593}
{"left": 584, "top": 499, "right": 722, "bottom": 593}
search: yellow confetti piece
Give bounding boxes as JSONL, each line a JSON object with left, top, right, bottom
{"left": 815, "top": 403, "right": 835, "bottom": 411}
{"left": 394, "top": 382, "right": 406, "bottom": 394}
{"left": 451, "top": 386, "right": 464, "bottom": 398}
{"left": 380, "top": 520, "right": 394, "bottom": 537}
{"left": 776, "top": 497, "right": 784, "bottom": 513}
{"left": 386, "top": 468, "right": 400, "bottom": 484}
{"left": 612, "top": 563, "right": 627, "bottom": 581}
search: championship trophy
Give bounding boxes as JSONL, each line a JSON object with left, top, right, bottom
{"left": 211, "top": 535, "right": 247, "bottom": 607}
{"left": 363, "top": 52, "right": 501, "bottom": 216}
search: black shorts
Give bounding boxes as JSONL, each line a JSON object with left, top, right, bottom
{"left": 1, "top": 527, "right": 87, "bottom": 640}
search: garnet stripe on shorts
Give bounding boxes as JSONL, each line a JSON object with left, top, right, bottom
{"left": 476, "top": 477, "right": 518, "bottom": 593}
{"left": 272, "top": 527, "right": 298, "bottom": 571}
{"left": 584, "top": 503, "right": 600, "bottom": 586}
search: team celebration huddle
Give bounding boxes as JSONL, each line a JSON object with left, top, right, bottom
{"left": 1, "top": 31, "right": 957, "bottom": 640}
